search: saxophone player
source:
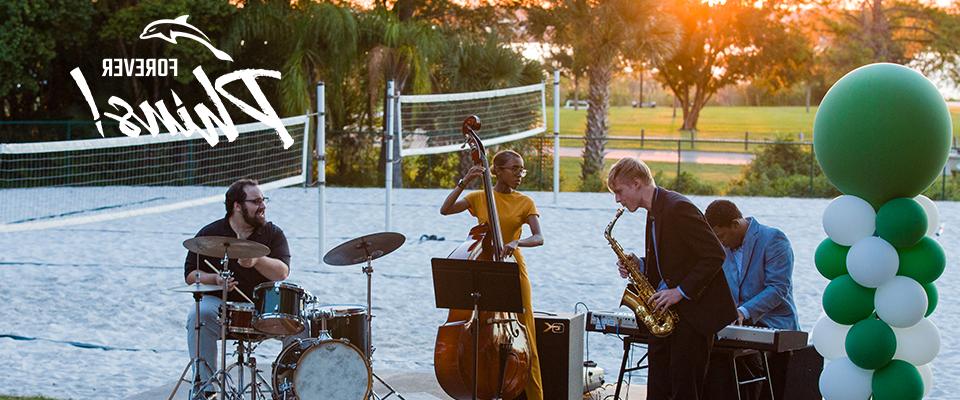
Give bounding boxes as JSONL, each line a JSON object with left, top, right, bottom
{"left": 606, "top": 157, "right": 737, "bottom": 400}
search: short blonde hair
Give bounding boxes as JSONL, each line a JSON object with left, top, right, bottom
{"left": 606, "top": 157, "right": 654, "bottom": 191}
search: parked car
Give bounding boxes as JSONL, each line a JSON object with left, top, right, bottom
{"left": 631, "top": 100, "right": 657, "bottom": 108}
{"left": 564, "top": 99, "right": 589, "bottom": 109}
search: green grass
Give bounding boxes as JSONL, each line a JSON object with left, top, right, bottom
{"left": 545, "top": 105, "right": 960, "bottom": 152}
{"left": 557, "top": 156, "right": 743, "bottom": 192}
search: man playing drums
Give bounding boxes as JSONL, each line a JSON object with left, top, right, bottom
{"left": 183, "top": 178, "right": 291, "bottom": 397}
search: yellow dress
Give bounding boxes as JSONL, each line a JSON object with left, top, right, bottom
{"left": 464, "top": 189, "right": 543, "bottom": 400}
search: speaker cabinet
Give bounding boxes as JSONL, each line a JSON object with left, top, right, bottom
{"left": 767, "top": 345, "right": 823, "bottom": 400}
{"left": 533, "top": 312, "right": 585, "bottom": 400}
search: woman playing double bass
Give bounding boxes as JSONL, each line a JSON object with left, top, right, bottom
{"left": 439, "top": 149, "right": 544, "bottom": 400}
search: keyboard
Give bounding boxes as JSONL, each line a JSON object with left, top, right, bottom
{"left": 586, "top": 310, "right": 809, "bottom": 352}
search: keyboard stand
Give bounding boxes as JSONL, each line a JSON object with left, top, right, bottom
{"left": 614, "top": 335, "right": 649, "bottom": 399}
{"left": 613, "top": 338, "right": 776, "bottom": 400}
{"left": 720, "top": 347, "right": 776, "bottom": 400}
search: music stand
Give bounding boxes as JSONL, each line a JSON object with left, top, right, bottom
{"left": 431, "top": 258, "right": 524, "bottom": 400}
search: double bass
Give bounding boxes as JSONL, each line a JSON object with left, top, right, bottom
{"left": 434, "top": 116, "right": 531, "bottom": 399}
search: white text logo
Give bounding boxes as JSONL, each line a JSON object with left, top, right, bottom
{"left": 70, "top": 15, "right": 293, "bottom": 148}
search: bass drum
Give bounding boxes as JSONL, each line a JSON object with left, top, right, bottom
{"left": 273, "top": 338, "right": 372, "bottom": 400}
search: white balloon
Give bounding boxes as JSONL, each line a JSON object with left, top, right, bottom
{"left": 893, "top": 318, "right": 941, "bottom": 366}
{"left": 819, "top": 357, "right": 873, "bottom": 400}
{"left": 812, "top": 315, "right": 850, "bottom": 360}
{"left": 847, "top": 236, "right": 899, "bottom": 288}
{"left": 917, "top": 363, "right": 934, "bottom": 397}
{"left": 823, "top": 195, "right": 876, "bottom": 246}
{"left": 914, "top": 194, "right": 940, "bottom": 237}
{"left": 876, "top": 276, "right": 928, "bottom": 328}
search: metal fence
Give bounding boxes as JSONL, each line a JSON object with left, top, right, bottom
{"left": 527, "top": 134, "right": 955, "bottom": 200}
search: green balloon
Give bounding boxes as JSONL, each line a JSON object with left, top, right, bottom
{"left": 923, "top": 282, "right": 938, "bottom": 317}
{"left": 815, "top": 238, "right": 849, "bottom": 279}
{"left": 898, "top": 236, "right": 946, "bottom": 284}
{"left": 823, "top": 275, "right": 876, "bottom": 325}
{"left": 873, "top": 360, "right": 924, "bottom": 400}
{"left": 876, "top": 198, "right": 927, "bottom": 247}
{"left": 814, "top": 63, "right": 952, "bottom": 208}
{"left": 846, "top": 318, "right": 896, "bottom": 369}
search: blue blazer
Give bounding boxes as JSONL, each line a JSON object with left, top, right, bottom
{"left": 722, "top": 217, "right": 800, "bottom": 330}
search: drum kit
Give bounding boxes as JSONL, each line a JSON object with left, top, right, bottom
{"left": 169, "top": 232, "right": 407, "bottom": 400}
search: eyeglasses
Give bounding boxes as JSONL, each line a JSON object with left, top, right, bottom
{"left": 242, "top": 197, "right": 269, "bottom": 206}
{"left": 500, "top": 166, "right": 527, "bottom": 177}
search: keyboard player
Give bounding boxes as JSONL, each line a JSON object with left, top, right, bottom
{"left": 703, "top": 200, "right": 800, "bottom": 400}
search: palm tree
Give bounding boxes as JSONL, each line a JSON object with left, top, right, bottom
{"left": 227, "top": 1, "right": 362, "bottom": 182}
{"left": 227, "top": 1, "right": 358, "bottom": 123}
{"left": 438, "top": 31, "right": 544, "bottom": 184}
{"left": 356, "top": 5, "right": 445, "bottom": 187}
{"left": 528, "top": 0, "right": 679, "bottom": 190}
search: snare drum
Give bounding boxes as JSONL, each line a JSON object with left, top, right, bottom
{"left": 253, "top": 281, "right": 305, "bottom": 336}
{"left": 309, "top": 304, "right": 369, "bottom": 355}
{"left": 272, "top": 338, "right": 372, "bottom": 400}
{"left": 223, "top": 302, "right": 268, "bottom": 342}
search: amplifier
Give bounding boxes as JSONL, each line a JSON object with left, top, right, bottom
{"left": 768, "top": 345, "right": 823, "bottom": 400}
{"left": 532, "top": 312, "right": 585, "bottom": 400}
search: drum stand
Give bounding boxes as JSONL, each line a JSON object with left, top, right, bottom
{"left": 168, "top": 289, "right": 218, "bottom": 400}
{"left": 362, "top": 256, "right": 405, "bottom": 400}
{"left": 222, "top": 338, "right": 272, "bottom": 400}
{"left": 218, "top": 251, "right": 233, "bottom": 398}
{"left": 188, "top": 250, "right": 243, "bottom": 399}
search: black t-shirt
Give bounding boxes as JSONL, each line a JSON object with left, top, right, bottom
{"left": 183, "top": 218, "right": 291, "bottom": 302}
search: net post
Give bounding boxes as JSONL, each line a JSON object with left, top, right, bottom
{"left": 553, "top": 70, "right": 560, "bottom": 204}
{"left": 302, "top": 112, "right": 311, "bottom": 189}
{"left": 385, "top": 80, "right": 395, "bottom": 231}
{"left": 317, "top": 81, "right": 327, "bottom": 266}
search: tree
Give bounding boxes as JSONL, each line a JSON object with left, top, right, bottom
{"left": 357, "top": 5, "right": 445, "bottom": 188}
{"left": 228, "top": 1, "right": 364, "bottom": 184}
{"left": 0, "top": 0, "right": 94, "bottom": 120}
{"left": 819, "top": 0, "right": 960, "bottom": 87}
{"left": 228, "top": 1, "right": 357, "bottom": 119}
{"left": 527, "top": 0, "right": 678, "bottom": 189}
{"left": 437, "top": 31, "right": 544, "bottom": 186}
{"left": 654, "top": 0, "right": 813, "bottom": 131}
{"left": 545, "top": 49, "right": 587, "bottom": 110}
{"left": 101, "top": 0, "right": 237, "bottom": 107}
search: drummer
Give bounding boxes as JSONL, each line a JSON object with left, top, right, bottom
{"left": 184, "top": 178, "right": 291, "bottom": 397}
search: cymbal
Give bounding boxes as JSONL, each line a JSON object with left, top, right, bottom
{"left": 170, "top": 283, "right": 226, "bottom": 293}
{"left": 183, "top": 236, "right": 270, "bottom": 259}
{"left": 324, "top": 232, "right": 406, "bottom": 266}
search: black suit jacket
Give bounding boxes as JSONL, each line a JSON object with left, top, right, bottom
{"left": 644, "top": 187, "right": 737, "bottom": 338}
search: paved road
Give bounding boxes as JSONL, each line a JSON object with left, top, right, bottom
{"left": 558, "top": 146, "right": 755, "bottom": 165}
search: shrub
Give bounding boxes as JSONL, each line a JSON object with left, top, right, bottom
{"left": 728, "top": 135, "right": 840, "bottom": 198}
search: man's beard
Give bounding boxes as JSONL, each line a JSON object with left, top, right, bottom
{"left": 242, "top": 206, "right": 266, "bottom": 228}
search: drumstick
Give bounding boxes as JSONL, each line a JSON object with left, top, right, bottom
{"left": 203, "top": 259, "right": 256, "bottom": 304}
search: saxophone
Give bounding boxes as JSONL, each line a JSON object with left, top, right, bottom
{"left": 605, "top": 208, "right": 678, "bottom": 337}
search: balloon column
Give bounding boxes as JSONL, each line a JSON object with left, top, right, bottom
{"left": 812, "top": 63, "right": 950, "bottom": 400}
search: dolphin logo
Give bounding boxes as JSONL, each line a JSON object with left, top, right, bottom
{"left": 140, "top": 15, "right": 233, "bottom": 62}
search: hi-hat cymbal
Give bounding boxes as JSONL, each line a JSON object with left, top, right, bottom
{"left": 183, "top": 236, "right": 270, "bottom": 259}
{"left": 170, "top": 283, "right": 226, "bottom": 293}
{"left": 324, "top": 232, "right": 406, "bottom": 266}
